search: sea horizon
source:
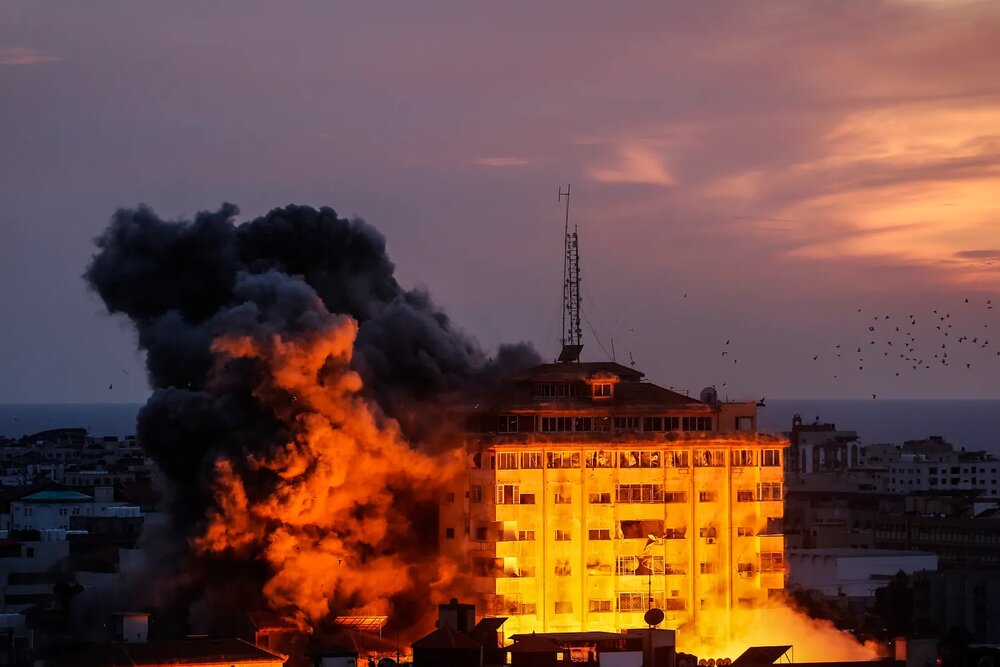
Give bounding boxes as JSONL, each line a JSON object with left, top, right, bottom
{"left": 2, "top": 399, "right": 999, "bottom": 456}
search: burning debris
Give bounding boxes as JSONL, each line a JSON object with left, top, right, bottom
{"left": 85, "top": 203, "right": 538, "bottom": 636}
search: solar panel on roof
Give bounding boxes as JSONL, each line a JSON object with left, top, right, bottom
{"left": 732, "top": 645, "right": 792, "bottom": 665}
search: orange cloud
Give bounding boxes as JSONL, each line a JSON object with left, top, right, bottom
{"left": 589, "top": 145, "right": 675, "bottom": 186}
{"left": 0, "top": 46, "right": 58, "bottom": 66}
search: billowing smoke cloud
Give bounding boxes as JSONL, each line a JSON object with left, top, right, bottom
{"left": 85, "top": 203, "right": 539, "bottom": 635}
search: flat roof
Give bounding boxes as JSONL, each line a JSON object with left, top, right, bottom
{"left": 20, "top": 490, "right": 93, "bottom": 503}
{"left": 509, "top": 631, "right": 636, "bottom": 643}
{"left": 787, "top": 548, "right": 938, "bottom": 558}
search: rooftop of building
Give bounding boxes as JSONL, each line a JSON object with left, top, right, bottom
{"left": 476, "top": 431, "right": 785, "bottom": 446}
{"left": 510, "top": 361, "right": 645, "bottom": 382}
{"left": 19, "top": 489, "right": 93, "bottom": 503}
{"left": 47, "top": 638, "right": 286, "bottom": 666}
{"left": 787, "top": 548, "right": 938, "bottom": 558}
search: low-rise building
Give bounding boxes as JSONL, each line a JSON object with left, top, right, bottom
{"left": 787, "top": 548, "right": 938, "bottom": 599}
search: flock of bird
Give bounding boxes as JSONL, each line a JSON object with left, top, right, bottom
{"left": 713, "top": 296, "right": 997, "bottom": 399}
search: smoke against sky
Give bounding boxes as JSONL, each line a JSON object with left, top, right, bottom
{"left": 84, "top": 203, "right": 537, "bottom": 633}
{"left": 2, "top": 1, "right": 1000, "bottom": 400}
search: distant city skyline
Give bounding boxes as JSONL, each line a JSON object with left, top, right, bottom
{"left": 2, "top": 1, "right": 999, "bottom": 401}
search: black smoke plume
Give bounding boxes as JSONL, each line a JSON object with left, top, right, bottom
{"left": 85, "top": 203, "right": 538, "bottom": 635}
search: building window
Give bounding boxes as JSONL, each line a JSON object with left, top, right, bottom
{"left": 586, "top": 450, "right": 615, "bottom": 468}
{"left": 589, "top": 599, "right": 612, "bottom": 613}
{"left": 58, "top": 508, "right": 68, "bottom": 516}
{"left": 497, "top": 415, "right": 518, "bottom": 433}
{"left": 555, "top": 560, "right": 572, "bottom": 576}
{"left": 663, "top": 491, "right": 687, "bottom": 503}
{"left": 731, "top": 449, "right": 755, "bottom": 466}
{"left": 541, "top": 416, "right": 573, "bottom": 432}
{"left": 737, "top": 489, "right": 755, "bottom": 502}
{"left": 761, "top": 449, "right": 782, "bottom": 467}
{"left": 554, "top": 600, "right": 573, "bottom": 614}
{"left": 699, "top": 491, "right": 718, "bottom": 502}
{"left": 496, "top": 595, "right": 536, "bottom": 616}
{"left": 592, "top": 382, "right": 613, "bottom": 398}
{"left": 588, "top": 529, "right": 611, "bottom": 540}
{"left": 574, "top": 417, "right": 593, "bottom": 432}
{"left": 25, "top": 547, "right": 34, "bottom": 558}
{"left": 694, "top": 450, "right": 725, "bottom": 467}
{"left": 519, "top": 493, "right": 536, "bottom": 504}
{"left": 614, "top": 416, "right": 640, "bottom": 430}
{"left": 617, "top": 593, "right": 648, "bottom": 612}
{"left": 588, "top": 492, "right": 611, "bottom": 504}
{"left": 665, "top": 450, "right": 689, "bottom": 468}
{"left": 594, "top": 416, "right": 612, "bottom": 432}
{"left": 760, "top": 552, "right": 785, "bottom": 572}
{"left": 616, "top": 556, "right": 639, "bottom": 575}
{"left": 496, "top": 484, "right": 520, "bottom": 505}
{"left": 683, "top": 416, "right": 713, "bottom": 431}
{"left": 643, "top": 417, "right": 664, "bottom": 432}
{"left": 554, "top": 490, "right": 572, "bottom": 504}
{"left": 497, "top": 452, "right": 519, "bottom": 470}
{"left": 736, "top": 416, "right": 754, "bottom": 431}
{"left": 620, "top": 451, "right": 661, "bottom": 468}
{"left": 699, "top": 562, "right": 717, "bottom": 574}
{"left": 616, "top": 484, "right": 665, "bottom": 503}
{"left": 475, "top": 526, "right": 488, "bottom": 541}
{"left": 547, "top": 451, "right": 581, "bottom": 468}
{"left": 445, "top": 528, "right": 455, "bottom": 539}
{"left": 758, "top": 482, "right": 783, "bottom": 501}
{"left": 520, "top": 452, "right": 542, "bottom": 469}
{"left": 699, "top": 526, "right": 718, "bottom": 540}
{"left": 664, "top": 528, "right": 685, "bottom": 539}
{"left": 555, "top": 529, "right": 572, "bottom": 541}
{"left": 518, "top": 530, "right": 535, "bottom": 541}
{"left": 533, "top": 383, "right": 586, "bottom": 398}
{"left": 471, "top": 485, "right": 484, "bottom": 503}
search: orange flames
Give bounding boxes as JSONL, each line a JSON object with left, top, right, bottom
{"left": 680, "top": 599, "right": 883, "bottom": 662}
{"left": 195, "top": 313, "right": 464, "bottom": 627}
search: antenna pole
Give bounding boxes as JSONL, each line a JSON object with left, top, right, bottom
{"left": 559, "top": 185, "right": 571, "bottom": 349}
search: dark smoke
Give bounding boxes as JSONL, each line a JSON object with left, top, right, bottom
{"left": 85, "top": 203, "right": 538, "bottom": 633}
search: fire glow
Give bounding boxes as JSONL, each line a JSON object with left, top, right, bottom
{"left": 86, "top": 202, "right": 884, "bottom": 660}
{"left": 196, "top": 316, "right": 465, "bottom": 626}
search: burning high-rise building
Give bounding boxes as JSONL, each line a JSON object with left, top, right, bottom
{"left": 443, "top": 361, "right": 786, "bottom": 637}
{"left": 439, "top": 187, "right": 788, "bottom": 639}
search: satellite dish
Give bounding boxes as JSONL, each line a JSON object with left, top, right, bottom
{"left": 644, "top": 608, "right": 665, "bottom": 627}
{"left": 699, "top": 386, "right": 718, "bottom": 405}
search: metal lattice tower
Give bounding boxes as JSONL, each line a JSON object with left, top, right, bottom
{"left": 558, "top": 185, "right": 582, "bottom": 361}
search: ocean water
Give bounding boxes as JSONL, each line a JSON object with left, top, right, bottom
{"left": 758, "top": 399, "right": 1000, "bottom": 453}
{"left": 2, "top": 400, "right": 999, "bottom": 455}
{"left": 0, "top": 403, "right": 143, "bottom": 439}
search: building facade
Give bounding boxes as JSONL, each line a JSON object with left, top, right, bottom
{"left": 443, "top": 362, "right": 786, "bottom": 637}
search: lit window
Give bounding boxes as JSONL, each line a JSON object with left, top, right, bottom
{"left": 761, "top": 449, "right": 782, "bottom": 467}
{"left": 758, "top": 482, "right": 783, "bottom": 501}
{"left": 619, "top": 451, "right": 661, "bottom": 468}
{"left": 520, "top": 452, "right": 542, "bottom": 469}
{"left": 546, "top": 451, "right": 581, "bottom": 468}
{"left": 496, "top": 484, "right": 520, "bottom": 505}
{"left": 497, "top": 452, "right": 519, "bottom": 470}
{"left": 592, "top": 383, "right": 613, "bottom": 398}
{"left": 586, "top": 450, "right": 615, "bottom": 468}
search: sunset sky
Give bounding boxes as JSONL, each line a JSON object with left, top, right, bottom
{"left": 2, "top": 1, "right": 999, "bottom": 401}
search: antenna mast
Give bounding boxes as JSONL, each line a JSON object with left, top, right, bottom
{"left": 558, "top": 184, "right": 583, "bottom": 363}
